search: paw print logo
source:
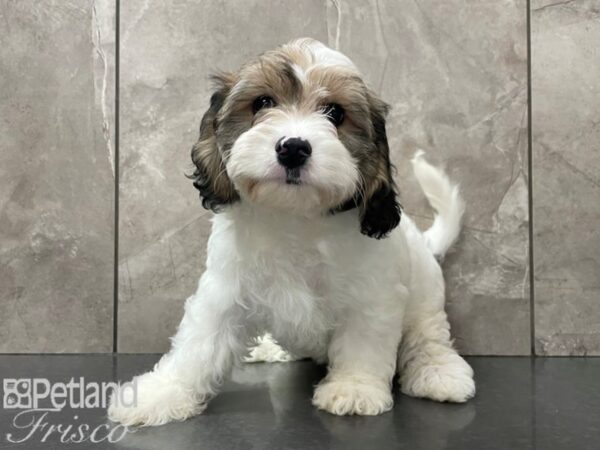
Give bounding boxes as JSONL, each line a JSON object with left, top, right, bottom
{"left": 3, "top": 379, "right": 32, "bottom": 409}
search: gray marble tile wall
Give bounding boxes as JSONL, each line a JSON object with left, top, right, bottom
{"left": 0, "top": 1, "right": 597, "bottom": 355}
{"left": 0, "top": 1, "right": 115, "bottom": 352}
{"left": 338, "top": 0, "right": 530, "bottom": 355}
{"left": 118, "top": 0, "right": 530, "bottom": 355}
{"left": 117, "top": 0, "right": 330, "bottom": 352}
{"left": 532, "top": 0, "right": 600, "bottom": 356}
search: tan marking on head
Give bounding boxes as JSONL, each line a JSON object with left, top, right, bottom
{"left": 194, "top": 39, "right": 400, "bottom": 236}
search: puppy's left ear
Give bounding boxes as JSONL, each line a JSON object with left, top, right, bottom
{"left": 359, "top": 92, "right": 402, "bottom": 239}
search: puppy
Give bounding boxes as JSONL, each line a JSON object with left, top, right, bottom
{"left": 108, "top": 38, "right": 475, "bottom": 426}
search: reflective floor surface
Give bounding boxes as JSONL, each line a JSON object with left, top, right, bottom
{"left": 0, "top": 355, "right": 598, "bottom": 449}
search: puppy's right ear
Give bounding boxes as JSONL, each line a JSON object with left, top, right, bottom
{"left": 191, "top": 73, "right": 239, "bottom": 212}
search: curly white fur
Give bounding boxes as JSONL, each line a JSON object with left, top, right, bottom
{"left": 108, "top": 151, "right": 474, "bottom": 426}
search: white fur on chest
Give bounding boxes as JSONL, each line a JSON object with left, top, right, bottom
{"left": 206, "top": 205, "right": 412, "bottom": 358}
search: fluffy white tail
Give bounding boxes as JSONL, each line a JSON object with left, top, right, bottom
{"left": 411, "top": 150, "right": 465, "bottom": 258}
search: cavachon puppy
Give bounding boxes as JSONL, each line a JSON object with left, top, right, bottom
{"left": 108, "top": 38, "right": 475, "bottom": 426}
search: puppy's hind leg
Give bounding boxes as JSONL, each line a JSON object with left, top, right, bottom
{"left": 398, "top": 307, "right": 475, "bottom": 403}
{"left": 244, "top": 333, "right": 297, "bottom": 363}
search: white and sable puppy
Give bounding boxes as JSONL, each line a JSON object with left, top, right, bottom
{"left": 108, "top": 38, "right": 475, "bottom": 426}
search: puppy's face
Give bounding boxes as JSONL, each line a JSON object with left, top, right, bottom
{"left": 192, "top": 39, "right": 401, "bottom": 238}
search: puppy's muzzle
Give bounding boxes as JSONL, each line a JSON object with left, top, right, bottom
{"left": 276, "top": 137, "right": 312, "bottom": 169}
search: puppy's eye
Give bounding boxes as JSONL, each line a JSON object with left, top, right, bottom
{"left": 323, "top": 103, "right": 345, "bottom": 126}
{"left": 252, "top": 96, "right": 276, "bottom": 114}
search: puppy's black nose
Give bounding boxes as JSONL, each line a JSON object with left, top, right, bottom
{"left": 275, "top": 137, "right": 312, "bottom": 169}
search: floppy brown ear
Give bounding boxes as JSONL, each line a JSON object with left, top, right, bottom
{"left": 359, "top": 92, "right": 402, "bottom": 239}
{"left": 191, "top": 74, "right": 239, "bottom": 212}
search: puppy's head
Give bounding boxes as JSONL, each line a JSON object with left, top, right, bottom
{"left": 191, "top": 38, "right": 401, "bottom": 238}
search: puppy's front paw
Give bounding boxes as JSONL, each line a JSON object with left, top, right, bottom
{"left": 401, "top": 354, "right": 475, "bottom": 403}
{"left": 312, "top": 376, "right": 393, "bottom": 416}
{"left": 108, "top": 371, "right": 206, "bottom": 427}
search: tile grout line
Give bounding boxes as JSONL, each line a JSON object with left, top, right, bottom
{"left": 113, "top": 0, "right": 120, "bottom": 354}
{"left": 526, "top": 0, "right": 536, "bottom": 356}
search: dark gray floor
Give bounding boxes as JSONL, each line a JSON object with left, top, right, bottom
{"left": 0, "top": 355, "right": 598, "bottom": 449}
